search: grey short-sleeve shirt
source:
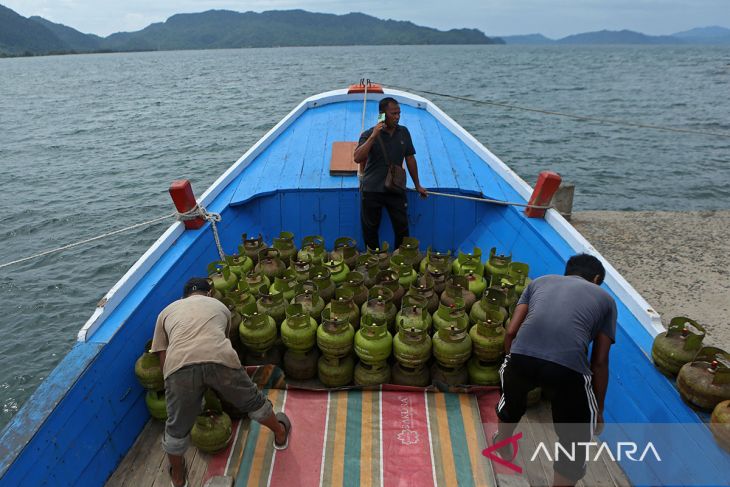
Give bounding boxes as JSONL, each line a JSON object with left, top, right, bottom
{"left": 357, "top": 125, "right": 416, "bottom": 193}
{"left": 510, "top": 274, "right": 617, "bottom": 375}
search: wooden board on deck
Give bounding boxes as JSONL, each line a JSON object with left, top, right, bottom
{"left": 492, "top": 400, "right": 632, "bottom": 487}
{"left": 329, "top": 141, "right": 358, "bottom": 175}
{"left": 106, "top": 417, "right": 251, "bottom": 487}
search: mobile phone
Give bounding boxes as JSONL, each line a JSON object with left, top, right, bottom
{"left": 378, "top": 113, "right": 386, "bottom": 124}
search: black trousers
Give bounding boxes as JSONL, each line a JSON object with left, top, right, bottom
{"left": 496, "top": 353, "right": 598, "bottom": 482}
{"left": 360, "top": 191, "right": 409, "bottom": 251}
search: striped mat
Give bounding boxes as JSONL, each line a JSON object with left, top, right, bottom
{"left": 230, "top": 388, "right": 495, "bottom": 486}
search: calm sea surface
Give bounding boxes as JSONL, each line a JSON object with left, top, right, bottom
{"left": 1, "top": 45, "right": 729, "bottom": 429}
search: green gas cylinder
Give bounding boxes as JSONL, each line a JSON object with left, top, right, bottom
{"left": 355, "top": 315, "right": 393, "bottom": 364}
{"left": 469, "top": 318, "right": 506, "bottom": 363}
{"left": 440, "top": 276, "right": 476, "bottom": 313}
{"left": 323, "top": 258, "right": 350, "bottom": 285}
{"left": 419, "top": 247, "right": 452, "bottom": 275}
{"left": 677, "top": 347, "right": 730, "bottom": 411}
{"left": 269, "top": 269, "right": 298, "bottom": 302}
{"left": 318, "top": 309, "right": 355, "bottom": 359}
{"left": 341, "top": 271, "right": 369, "bottom": 307}
{"left": 467, "top": 357, "right": 500, "bottom": 386}
{"left": 240, "top": 233, "right": 267, "bottom": 264}
{"left": 324, "top": 287, "right": 360, "bottom": 329}
{"left": 318, "top": 354, "right": 355, "bottom": 388}
{"left": 390, "top": 255, "right": 418, "bottom": 288}
{"left": 432, "top": 299, "right": 469, "bottom": 334}
{"left": 272, "top": 231, "right": 297, "bottom": 265}
{"left": 298, "top": 235, "right": 326, "bottom": 265}
{"left": 392, "top": 237, "right": 423, "bottom": 270}
{"left": 354, "top": 361, "right": 391, "bottom": 386}
{"left": 208, "top": 261, "right": 238, "bottom": 295}
{"left": 375, "top": 269, "right": 404, "bottom": 308}
{"left": 256, "top": 285, "right": 286, "bottom": 326}
{"left": 292, "top": 281, "right": 326, "bottom": 323}
{"left": 393, "top": 326, "right": 432, "bottom": 368}
{"left": 485, "top": 247, "right": 512, "bottom": 284}
{"left": 433, "top": 325, "right": 472, "bottom": 368}
{"left": 310, "top": 265, "right": 336, "bottom": 302}
{"left": 391, "top": 363, "right": 431, "bottom": 387}
{"left": 283, "top": 347, "right": 319, "bottom": 381}
{"left": 145, "top": 390, "right": 168, "bottom": 421}
{"left": 330, "top": 237, "right": 359, "bottom": 268}
{"left": 395, "top": 295, "right": 432, "bottom": 333}
{"left": 360, "top": 286, "right": 397, "bottom": 331}
{"left": 407, "top": 273, "right": 439, "bottom": 314}
{"left": 652, "top": 316, "right": 706, "bottom": 376}
{"left": 254, "top": 248, "right": 286, "bottom": 280}
{"left": 226, "top": 253, "right": 253, "bottom": 278}
{"left": 470, "top": 288, "right": 509, "bottom": 326}
{"left": 134, "top": 339, "right": 163, "bottom": 391}
{"left": 452, "top": 247, "right": 484, "bottom": 276}
{"left": 239, "top": 302, "right": 278, "bottom": 354}
{"left": 191, "top": 411, "right": 233, "bottom": 453}
{"left": 280, "top": 304, "right": 318, "bottom": 353}
{"left": 365, "top": 242, "right": 391, "bottom": 270}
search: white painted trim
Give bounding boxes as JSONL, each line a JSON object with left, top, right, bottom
{"left": 76, "top": 223, "right": 184, "bottom": 341}
{"left": 544, "top": 209, "right": 664, "bottom": 336}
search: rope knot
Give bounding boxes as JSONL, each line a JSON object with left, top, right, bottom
{"left": 176, "top": 204, "right": 225, "bottom": 260}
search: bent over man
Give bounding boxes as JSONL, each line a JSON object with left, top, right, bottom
{"left": 354, "top": 96, "right": 427, "bottom": 250}
{"left": 494, "top": 254, "right": 616, "bottom": 487}
{"left": 151, "top": 278, "right": 291, "bottom": 487}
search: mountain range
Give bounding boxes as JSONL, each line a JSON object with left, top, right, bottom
{"left": 2, "top": 3, "right": 729, "bottom": 58}
{"left": 0, "top": 5, "right": 501, "bottom": 57}
{"left": 501, "top": 27, "right": 730, "bottom": 45}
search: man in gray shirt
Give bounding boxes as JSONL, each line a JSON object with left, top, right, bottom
{"left": 493, "top": 254, "right": 616, "bottom": 486}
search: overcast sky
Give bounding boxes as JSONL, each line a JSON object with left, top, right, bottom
{"left": 4, "top": 0, "right": 729, "bottom": 38}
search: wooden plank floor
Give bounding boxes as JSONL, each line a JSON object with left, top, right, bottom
{"left": 496, "top": 401, "right": 632, "bottom": 487}
{"left": 106, "top": 400, "right": 631, "bottom": 487}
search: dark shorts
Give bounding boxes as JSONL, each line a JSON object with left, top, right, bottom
{"left": 496, "top": 353, "right": 598, "bottom": 481}
{"left": 162, "top": 363, "right": 273, "bottom": 455}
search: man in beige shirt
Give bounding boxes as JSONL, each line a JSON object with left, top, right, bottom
{"left": 152, "top": 277, "right": 291, "bottom": 487}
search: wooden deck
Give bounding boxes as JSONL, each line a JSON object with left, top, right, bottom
{"left": 105, "top": 399, "right": 630, "bottom": 487}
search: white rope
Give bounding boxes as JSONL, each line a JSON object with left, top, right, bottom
{"left": 0, "top": 213, "right": 176, "bottom": 270}
{"left": 176, "top": 205, "right": 225, "bottom": 261}
{"left": 0, "top": 203, "right": 227, "bottom": 270}
{"left": 385, "top": 83, "right": 730, "bottom": 139}
{"left": 410, "top": 188, "right": 551, "bottom": 209}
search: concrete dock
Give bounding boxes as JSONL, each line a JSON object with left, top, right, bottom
{"left": 573, "top": 210, "right": 730, "bottom": 351}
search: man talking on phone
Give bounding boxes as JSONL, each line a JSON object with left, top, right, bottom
{"left": 353, "top": 96, "right": 428, "bottom": 251}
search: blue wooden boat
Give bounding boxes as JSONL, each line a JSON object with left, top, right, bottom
{"left": 1, "top": 85, "right": 728, "bottom": 486}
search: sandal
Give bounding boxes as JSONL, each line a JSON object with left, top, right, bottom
{"left": 168, "top": 457, "right": 189, "bottom": 487}
{"left": 273, "top": 412, "right": 291, "bottom": 450}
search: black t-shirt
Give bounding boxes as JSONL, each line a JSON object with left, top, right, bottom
{"left": 357, "top": 125, "right": 416, "bottom": 192}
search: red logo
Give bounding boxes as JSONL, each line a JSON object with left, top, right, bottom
{"left": 483, "top": 432, "right": 523, "bottom": 473}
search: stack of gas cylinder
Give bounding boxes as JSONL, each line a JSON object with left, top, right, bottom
{"left": 652, "top": 316, "right": 730, "bottom": 451}
{"left": 133, "top": 342, "right": 233, "bottom": 453}
{"left": 203, "top": 232, "right": 533, "bottom": 389}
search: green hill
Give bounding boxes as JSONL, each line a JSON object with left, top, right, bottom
{"left": 0, "top": 4, "right": 67, "bottom": 56}
{"left": 0, "top": 5, "right": 502, "bottom": 57}
{"left": 30, "top": 16, "right": 103, "bottom": 51}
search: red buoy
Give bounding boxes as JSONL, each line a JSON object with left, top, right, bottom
{"left": 169, "top": 180, "right": 205, "bottom": 230}
{"left": 525, "top": 171, "right": 562, "bottom": 218}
